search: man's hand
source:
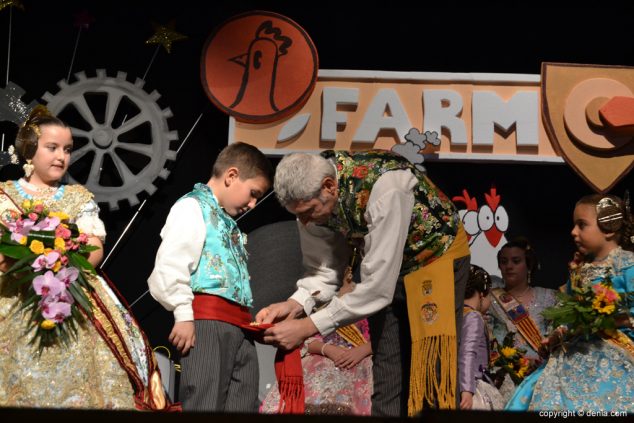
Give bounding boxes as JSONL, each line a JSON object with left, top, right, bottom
{"left": 256, "top": 299, "right": 304, "bottom": 324}
{"left": 169, "top": 321, "right": 196, "bottom": 355}
{"left": 262, "top": 317, "right": 318, "bottom": 350}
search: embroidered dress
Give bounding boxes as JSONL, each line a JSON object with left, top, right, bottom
{"left": 507, "top": 247, "right": 634, "bottom": 412}
{"left": 0, "top": 181, "right": 162, "bottom": 409}
{"left": 260, "top": 319, "right": 373, "bottom": 415}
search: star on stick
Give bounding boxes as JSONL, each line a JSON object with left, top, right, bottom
{"left": 145, "top": 21, "right": 187, "bottom": 54}
{"left": 0, "top": 0, "right": 24, "bottom": 13}
{"left": 73, "top": 9, "right": 95, "bottom": 30}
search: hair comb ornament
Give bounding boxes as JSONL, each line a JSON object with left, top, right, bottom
{"left": 596, "top": 197, "right": 624, "bottom": 233}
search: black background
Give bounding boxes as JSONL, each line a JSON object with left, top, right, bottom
{"left": 0, "top": 1, "right": 632, "bottom": 357}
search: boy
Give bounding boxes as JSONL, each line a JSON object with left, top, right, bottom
{"left": 148, "top": 142, "right": 273, "bottom": 412}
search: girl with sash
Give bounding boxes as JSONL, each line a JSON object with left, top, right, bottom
{"left": 0, "top": 107, "right": 174, "bottom": 409}
{"left": 507, "top": 194, "right": 634, "bottom": 411}
{"left": 260, "top": 264, "right": 373, "bottom": 415}
{"left": 487, "top": 238, "right": 556, "bottom": 401}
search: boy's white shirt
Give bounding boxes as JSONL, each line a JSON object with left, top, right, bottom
{"left": 147, "top": 197, "right": 205, "bottom": 322}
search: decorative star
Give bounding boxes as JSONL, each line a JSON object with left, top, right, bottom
{"left": 145, "top": 21, "right": 187, "bottom": 54}
{"left": 73, "top": 10, "right": 95, "bottom": 30}
{"left": 0, "top": 0, "right": 25, "bottom": 13}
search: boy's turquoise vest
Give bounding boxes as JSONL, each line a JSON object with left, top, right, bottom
{"left": 321, "top": 150, "right": 460, "bottom": 275}
{"left": 182, "top": 183, "right": 252, "bottom": 307}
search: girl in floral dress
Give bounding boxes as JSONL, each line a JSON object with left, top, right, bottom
{"left": 0, "top": 106, "right": 173, "bottom": 409}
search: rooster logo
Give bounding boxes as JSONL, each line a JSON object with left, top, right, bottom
{"left": 229, "top": 21, "right": 292, "bottom": 113}
{"left": 201, "top": 11, "right": 319, "bottom": 123}
{"left": 452, "top": 188, "right": 509, "bottom": 277}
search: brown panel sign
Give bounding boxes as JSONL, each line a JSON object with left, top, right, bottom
{"left": 541, "top": 62, "right": 634, "bottom": 193}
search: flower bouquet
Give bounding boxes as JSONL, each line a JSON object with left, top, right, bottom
{"left": 0, "top": 200, "right": 99, "bottom": 351}
{"left": 489, "top": 332, "right": 534, "bottom": 386}
{"left": 542, "top": 268, "right": 623, "bottom": 343}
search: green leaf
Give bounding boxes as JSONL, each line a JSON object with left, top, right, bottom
{"left": 69, "top": 253, "right": 96, "bottom": 274}
{"left": 0, "top": 245, "right": 34, "bottom": 259}
{"left": 78, "top": 245, "right": 100, "bottom": 253}
{"left": 67, "top": 282, "right": 93, "bottom": 316}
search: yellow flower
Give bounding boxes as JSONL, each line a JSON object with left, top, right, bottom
{"left": 18, "top": 236, "right": 27, "bottom": 245}
{"left": 52, "top": 261, "right": 62, "bottom": 273}
{"left": 501, "top": 346, "right": 517, "bottom": 358}
{"left": 22, "top": 199, "right": 32, "bottom": 210}
{"left": 592, "top": 296, "right": 616, "bottom": 315}
{"left": 40, "top": 320, "right": 56, "bottom": 330}
{"left": 49, "top": 211, "right": 70, "bottom": 221}
{"left": 54, "top": 237, "right": 66, "bottom": 252}
{"left": 29, "top": 240, "right": 45, "bottom": 255}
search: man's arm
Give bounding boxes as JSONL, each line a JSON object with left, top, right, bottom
{"left": 309, "top": 170, "right": 417, "bottom": 335}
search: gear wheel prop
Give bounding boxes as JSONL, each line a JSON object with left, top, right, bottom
{"left": 42, "top": 69, "right": 178, "bottom": 210}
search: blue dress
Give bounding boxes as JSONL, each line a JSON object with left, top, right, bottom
{"left": 507, "top": 247, "right": 634, "bottom": 411}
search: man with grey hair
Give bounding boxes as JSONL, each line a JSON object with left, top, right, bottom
{"left": 257, "top": 149, "right": 470, "bottom": 417}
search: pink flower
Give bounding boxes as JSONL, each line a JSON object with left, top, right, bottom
{"left": 65, "top": 240, "right": 79, "bottom": 251}
{"left": 32, "top": 271, "right": 65, "bottom": 297}
{"left": 56, "top": 267, "right": 79, "bottom": 287}
{"left": 77, "top": 233, "right": 89, "bottom": 244}
{"left": 33, "top": 216, "right": 60, "bottom": 231}
{"left": 33, "top": 204, "right": 44, "bottom": 213}
{"left": 60, "top": 255, "right": 69, "bottom": 266}
{"left": 31, "top": 251, "right": 61, "bottom": 272}
{"left": 592, "top": 284, "right": 620, "bottom": 304}
{"left": 28, "top": 212, "right": 38, "bottom": 221}
{"left": 55, "top": 225, "right": 72, "bottom": 240}
{"left": 40, "top": 298, "right": 72, "bottom": 323}
{"left": 8, "top": 218, "right": 34, "bottom": 243}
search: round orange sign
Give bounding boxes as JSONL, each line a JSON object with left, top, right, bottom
{"left": 201, "top": 11, "right": 319, "bottom": 123}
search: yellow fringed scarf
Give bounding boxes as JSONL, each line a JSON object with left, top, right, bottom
{"left": 404, "top": 227, "right": 470, "bottom": 415}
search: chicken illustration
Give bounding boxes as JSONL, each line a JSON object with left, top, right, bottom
{"left": 452, "top": 188, "right": 509, "bottom": 277}
{"left": 229, "top": 20, "right": 292, "bottom": 114}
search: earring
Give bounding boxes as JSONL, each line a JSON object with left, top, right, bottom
{"left": 23, "top": 159, "right": 34, "bottom": 178}
{"left": 527, "top": 270, "right": 532, "bottom": 286}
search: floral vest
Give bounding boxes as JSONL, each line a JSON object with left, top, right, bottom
{"left": 182, "top": 183, "right": 253, "bottom": 307}
{"left": 321, "top": 150, "right": 460, "bottom": 275}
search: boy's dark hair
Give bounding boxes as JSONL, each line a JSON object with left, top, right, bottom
{"left": 212, "top": 142, "right": 273, "bottom": 183}
{"left": 465, "top": 264, "right": 491, "bottom": 298}
{"left": 497, "top": 236, "right": 539, "bottom": 273}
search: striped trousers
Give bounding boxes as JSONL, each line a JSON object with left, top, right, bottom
{"left": 179, "top": 320, "right": 259, "bottom": 412}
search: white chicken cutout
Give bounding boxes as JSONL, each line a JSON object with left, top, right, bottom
{"left": 452, "top": 188, "right": 509, "bottom": 277}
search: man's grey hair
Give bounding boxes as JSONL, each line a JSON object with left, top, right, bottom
{"left": 274, "top": 153, "right": 336, "bottom": 206}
